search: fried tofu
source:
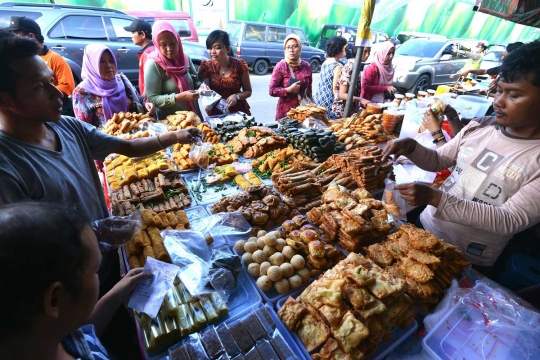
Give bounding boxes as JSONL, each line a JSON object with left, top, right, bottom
{"left": 355, "top": 298, "right": 387, "bottom": 319}
{"left": 332, "top": 311, "right": 369, "bottom": 353}
{"left": 364, "top": 243, "right": 394, "bottom": 267}
{"left": 343, "top": 284, "right": 375, "bottom": 310}
{"left": 277, "top": 297, "right": 307, "bottom": 331}
{"left": 318, "top": 303, "right": 348, "bottom": 327}
{"left": 296, "top": 307, "right": 330, "bottom": 353}
{"left": 312, "top": 278, "right": 346, "bottom": 307}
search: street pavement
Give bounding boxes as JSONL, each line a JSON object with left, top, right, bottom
{"left": 247, "top": 72, "right": 321, "bottom": 124}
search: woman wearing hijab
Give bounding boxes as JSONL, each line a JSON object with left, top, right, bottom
{"left": 361, "top": 42, "right": 396, "bottom": 103}
{"left": 73, "top": 44, "right": 154, "bottom": 127}
{"left": 269, "top": 34, "right": 313, "bottom": 120}
{"left": 198, "top": 30, "right": 252, "bottom": 116}
{"left": 314, "top": 36, "right": 347, "bottom": 119}
{"left": 144, "top": 20, "right": 200, "bottom": 119}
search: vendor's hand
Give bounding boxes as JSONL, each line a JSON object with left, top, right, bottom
{"left": 394, "top": 182, "right": 443, "bottom": 207}
{"left": 422, "top": 109, "right": 443, "bottom": 133}
{"left": 109, "top": 268, "right": 152, "bottom": 304}
{"left": 175, "top": 90, "right": 200, "bottom": 103}
{"left": 381, "top": 138, "right": 418, "bottom": 163}
{"left": 176, "top": 127, "right": 205, "bottom": 144}
{"left": 226, "top": 94, "right": 238, "bottom": 109}
{"left": 386, "top": 86, "right": 397, "bottom": 94}
{"left": 286, "top": 82, "right": 301, "bottom": 94}
{"left": 144, "top": 102, "right": 155, "bottom": 116}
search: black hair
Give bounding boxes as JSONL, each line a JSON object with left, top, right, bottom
{"left": 206, "top": 29, "right": 230, "bottom": 50}
{"left": 0, "top": 202, "right": 89, "bottom": 335}
{"left": 139, "top": 29, "right": 152, "bottom": 39}
{"left": 0, "top": 30, "right": 39, "bottom": 94}
{"left": 326, "top": 35, "right": 348, "bottom": 57}
{"left": 506, "top": 41, "right": 524, "bottom": 53}
{"left": 500, "top": 40, "right": 540, "bottom": 88}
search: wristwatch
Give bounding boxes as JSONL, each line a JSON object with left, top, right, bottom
{"left": 236, "top": 94, "right": 240, "bottom": 100}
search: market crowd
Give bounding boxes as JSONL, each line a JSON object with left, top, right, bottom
{"left": 1, "top": 14, "right": 540, "bottom": 360}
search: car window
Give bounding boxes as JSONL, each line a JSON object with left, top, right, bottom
{"left": 226, "top": 22, "right": 242, "bottom": 40}
{"left": 483, "top": 51, "right": 503, "bottom": 62}
{"left": 321, "top": 26, "right": 339, "bottom": 39}
{"left": 395, "top": 40, "right": 446, "bottom": 58}
{"left": 0, "top": 10, "right": 42, "bottom": 28}
{"left": 109, "top": 17, "right": 133, "bottom": 42}
{"left": 164, "top": 19, "right": 191, "bottom": 37}
{"left": 291, "top": 28, "right": 307, "bottom": 43}
{"left": 49, "top": 15, "right": 107, "bottom": 40}
{"left": 268, "top": 27, "right": 286, "bottom": 42}
{"left": 244, "top": 24, "right": 265, "bottom": 41}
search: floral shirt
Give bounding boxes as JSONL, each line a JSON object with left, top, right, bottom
{"left": 73, "top": 74, "right": 140, "bottom": 128}
{"left": 199, "top": 57, "right": 251, "bottom": 116}
{"left": 331, "top": 59, "right": 361, "bottom": 118}
{"left": 269, "top": 60, "right": 313, "bottom": 120}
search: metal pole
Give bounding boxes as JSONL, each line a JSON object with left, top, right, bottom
{"left": 343, "top": 46, "right": 364, "bottom": 118}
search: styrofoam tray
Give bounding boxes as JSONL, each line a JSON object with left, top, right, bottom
{"left": 276, "top": 289, "right": 418, "bottom": 360}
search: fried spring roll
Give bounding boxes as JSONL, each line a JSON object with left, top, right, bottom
{"left": 132, "top": 231, "right": 145, "bottom": 249}
{"left": 147, "top": 226, "right": 163, "bottom": 246}
{"left": 152, "top": 243, "right": 170, "bottom": 263}
{"left": 175, "top": 210, "right": 189, "bottom": 227}
{"left": 168, "top": 198, "right": 179, "bottom": 211}
{"left": 128, "top": 255, "right": 142, "bottom": 269}
{"left": 166, "top": 212, "right": 179, "bottom": 228}
{"left": 143, "top": 245, "right": 155, "bottom": 260}
{"left": 141, "top": 209, "right": 155, "bottom": 227}
{"left": 141, "top": 231, "right": 151, "bottom": 248}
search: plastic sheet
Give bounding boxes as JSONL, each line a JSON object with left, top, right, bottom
{"left": 382, "top": 178, "right": 407, "bottom": 222}
{"left": 198, "top": 83, "right": 221, "bottom": 113}
{"left": 189, "top": 142, "right": 212, "bottom": 169}
{"left": 91, "top": 212, "right": 142, "bottom": 250}
{"left": 191, "top": 212, "right": 252, "bottom": 237}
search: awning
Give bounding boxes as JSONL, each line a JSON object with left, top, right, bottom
{"left": 474, "top": 0, "right": 540, "bottom": 28}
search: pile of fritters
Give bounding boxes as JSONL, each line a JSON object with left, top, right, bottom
{"left": 278, "top": 253, "right": 417, "bottom": 359}
{"left": 364, "top": 223, "right": 470, "bottom": 310}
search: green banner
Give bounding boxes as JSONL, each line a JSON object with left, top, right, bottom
{"left": 477, "top": 0, "right": 540, "bottom": 28}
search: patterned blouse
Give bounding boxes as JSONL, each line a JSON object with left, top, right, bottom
{"left": 331, "top": 59, "right": 361, "bottom": 118}
{"left": 269, "top": 60, "right": 313, "bottom": 120}
{"left": 198, "top": 57, "right": 251, "bottom": 116}
{"left": 73, "top": 74, "right": 140, "bottom": 128}
{"left": 314, "top": 60, "right": 342, "bottom": 119}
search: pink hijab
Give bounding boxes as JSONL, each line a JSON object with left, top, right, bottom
{"left": 371, "top": 42, "right": 395, "bottom": 85}
{"left": 148, "top": 20, "right": 195, "bottom": 112}
{"left": 79, "top": 44, "right": 132, "bottom": 122}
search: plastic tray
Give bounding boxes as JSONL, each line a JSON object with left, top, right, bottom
{"left": 276, "top": 290, "right": 418, "bottom": 360}
{"left": 264, "top": 303, "right": 308, "bottom": 360}
{"left": 136, "top": 269, "right": 262, "bottom": 360}
{"left": 422, "top": 299, "right": 537, "bottom": 360}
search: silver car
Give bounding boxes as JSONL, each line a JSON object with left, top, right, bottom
{"left": 392, "top": 38, "right": 478, "bottom": 93}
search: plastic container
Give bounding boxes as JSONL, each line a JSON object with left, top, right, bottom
{"left": 454, "top": 95, "right": 493, "bottom": 119}
{"left": 423, "top": 300, "right": 537, "bottom": 360}
{"left": 276, "top": 290, "right": 418, "bottom": 360}
{"left": 264, "top": 304, "right": 307, "bottom": 360}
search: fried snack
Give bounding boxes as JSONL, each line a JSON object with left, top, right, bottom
{"left": 129, "top": 255, "right": 142, "bottom": 269}
{"left": 296, "top": 307, "right": 330, "bottom": 353}
{"left": 132, "top": 231, "right": 145, "bottom": 250}
{"left": 343, "top": 284, "right": 375, "bottom": 310}
{"left": 176, "top": 210, "right": 189, "bottom": 227}
{"left": 363, "top": 243, "right": 393, "bottom": 267}
{"left": 276, "top": 297, "right": 307, "bottom": 331}
{"left": 143, "top": 245, "right": 155, "bottom": 259}
{"left": 158, "top": 212, "right": 171, "bottom": 228}
{"left": 141, "top": 231, "right": 152, "bottom": 248}
{"left": 333, "top": 311, "right": 369, "bottom": 353}
{"left": 407, "top": 249, "right": 441, "bottom": 266}
{"left": 317, "top": 303, "right": 348, "bottom": 327}
{"left": 141, "top": 209, "right": 155, "bottom": 227}
{"left": 166, "top": 212, "right": 179, "bottom": 228}
{"left": 153, "top": 242, "right": 171, "bottom": 262}
{"left": 399, "top": 257, "right": 434, "bottom": 283}
{"left": 147, "top": 227, "right": 162, "bottom": 246}
{"left": 234, "top": 174, "right": 252, "bottom": 191}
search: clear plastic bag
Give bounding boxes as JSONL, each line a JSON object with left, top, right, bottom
{"left": 190, "top": 212, "right": 252, "bottom": 236}
{"left": 216, "top": 99, "right": 230, "bottom": 115}
{"left": 91, "top": 212, "right": 142, "bottom": 250}
{"left": 382, "top": 178, "right": 407, "bottom": 222}
{"left": 198, "top": 83, "right": 221, "bottom": 113}
{"left": 188, "top": 142, "right": 212, "bottom": 169}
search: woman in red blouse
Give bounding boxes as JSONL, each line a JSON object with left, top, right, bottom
{"left": 269, "top": 34, "right": 313, "bottom": 120}
{"left": 360, "top": 42, "right": 397, "bottom": 103}
{"left": 198, "top": 30, "right": 252, "bottom": 116}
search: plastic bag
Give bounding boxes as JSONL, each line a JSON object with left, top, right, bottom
{"left": 198, "top": 83, "right": 221, "bottom": 113}
{"left": 299, "top": 88, "right": 314, "bottom": 106}
{"left": 215, "top": 99, "right": 230, "bottom": 115}
{"left": 302, "top": 116, "right": 328, "bottom": 129}
{"left": 188, "top": 142, "right": 212, "bottom": 169}
{"left": 382, "top": 178, "right": 407, "bottom": 222}
{"left": 91, "top": 212, "right": 142, "bottom": 250}
{"left": 190, "top": 212, "right": 252, "bottom": 237}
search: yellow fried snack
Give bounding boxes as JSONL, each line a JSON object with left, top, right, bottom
{"left": 153, "top": 243, "right": 171, "bottom": 263}
{"left": 133, "top": 231, "right": 145, "bottom": 250}
{"left": 129, "top": 255, "right": 142, "bottom": 269}
{"left": 234, "top": 174, "right": 251, "bottom": 190}
{"left": 166, "top": 212, "right": 179, "bottom": 228}
{"left": 143, "top": 245, "right": 155, "bottom": 259}
{"left": 141, "top": 209, "right": 155, "bottom": 227}
{"left": 141, "top": 231, "right": 152, "bottom": 248}
{"left": 147, "top": 227, "right": 163, "bottom": 246}
{"left": 158, "top": 212, "right": 171, "bottom": 228}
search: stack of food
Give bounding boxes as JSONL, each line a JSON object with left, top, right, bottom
{"left": 323, "top": 146, "right": 392, "bottom": 191}
{"left": 286, "top": 104, "right": 328, "bottom": 122}
{"left": 214, "top": 117, "right": 260, "bottom": 142}
{"left": 330, "top": 111, "right": 389, "bottom": 144}
{"left": 306, "top": 184, "right": 393, "bottom": 253}
{"left": 209, "top": 185, "right": 296, "bottom": 231}
{"left": 278, "top": 252, "right": 417, "bottom": 359}
{"left": 279, "top": 126, "right": 344, "bottom": 163}
{"left": 101, "top": 112, "right": 154, "bottom": 136}
{"left": 271, "top": 164, "right": 323, "bottom": 212}
{"left": 170, "top": 307, "right": 298, "bottom": 360}
{"left": 227, "top": 127, "right": 288, "bottom": 159}
{"left": 364, "top": 223, "right": 470, "bottom": 310}
{"left": 195, "top": 123, "right": 221, "bottom": 144}
{"left": 105, "top": 152, "right": 174, "bottom": 190}
{"left": 235, "top": 228, "right": 311, "bottom": 294}
{"left": 330, "top": 126, "right": 369, "bottom": 151}
{"left": 250, "top": 145, "right": 315, "bottom": 179}
{"left": 313, "top": 163, "right": 357, "bottom": 192}
{"left": 160, "top": 111, "right": 201, "bottom": 131}
{"left": 109, "top": 172, "right": 190, "bottom": 216}
{"left": 136, "top": 277, "right": 229, "bottom": 355}
{"left": 171, "top": 143, "right": 238, "bottom": 171}
{"left": 279, "top": 216, "right": 345, "bottom": 277}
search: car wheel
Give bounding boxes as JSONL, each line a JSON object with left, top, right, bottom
{"left": 412, "top": 74, "right": 431, "bottom": 93}
{"left": 252, "top": 59, "right": 269, "bottom": 75}
{"left": 309, "top": 58, "right": 321, "bottom": 73}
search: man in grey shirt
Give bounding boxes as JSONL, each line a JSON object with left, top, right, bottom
{"left": 0, "top": 31, "right": 203, "bottom": 222}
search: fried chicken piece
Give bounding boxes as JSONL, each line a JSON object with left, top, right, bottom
{"left": 408, "top": 249, "right": 441, "bottom": 266}
{"left": 400, "top": 257, "right": 434, "bottom": 283}
{"left": 364, "top": 243, "right": 394, "bottom": 267}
